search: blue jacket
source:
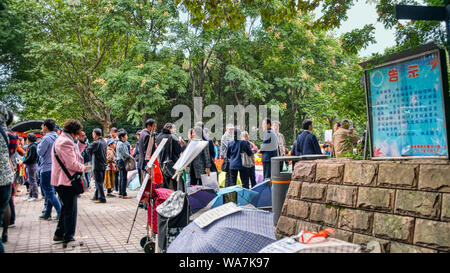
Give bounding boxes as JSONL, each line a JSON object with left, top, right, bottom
{"left": 260, "top": 129, "right": 278, "bottom": 163}
{"left": 226, "top": 140, "right": 252, "bottom": 170}
{"left": 296, "top": 130, "right": 322, "bottom": 155}
{"left": 37, "top": 131, "right": 58, "bottom": 173}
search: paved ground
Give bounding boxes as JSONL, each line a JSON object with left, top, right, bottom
{"left": 3, "top": 185, "right": 149, "bottom": 253}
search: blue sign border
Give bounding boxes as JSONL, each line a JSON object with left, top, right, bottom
{"left": 363, "top": 44, "right": 450, "bottom": 159}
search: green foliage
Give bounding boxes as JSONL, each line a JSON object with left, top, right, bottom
{"left": 1, "top": 0, "right": 374, "bottom": 147}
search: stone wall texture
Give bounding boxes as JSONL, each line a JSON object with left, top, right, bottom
{"left": 275, "top": 159, "right": 450, "bottom": 253}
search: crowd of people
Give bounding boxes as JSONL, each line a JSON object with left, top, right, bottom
{"left": 0, "top": 99, "right": 363, "bottom": 252}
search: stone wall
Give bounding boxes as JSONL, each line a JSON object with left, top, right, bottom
{"left": 275, "top": 159, "right": 450, "bottom": 253}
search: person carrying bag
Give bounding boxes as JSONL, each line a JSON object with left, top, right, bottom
{"left": 53, "top": 145, "right": 85, "bottom": 195}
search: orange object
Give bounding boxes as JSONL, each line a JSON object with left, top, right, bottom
{"left": 299, "top": 228, "right": 335, "bottom": 244}
{"left": 270, "top": 180, "right": 291, "bottom": 184}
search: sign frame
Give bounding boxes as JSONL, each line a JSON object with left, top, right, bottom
{"left": 362, "top": 43, "right": 450, "bottom": 160}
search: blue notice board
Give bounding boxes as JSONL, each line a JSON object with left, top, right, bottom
{"left": 365, "top": 46, "right": 450, "bottom": 159}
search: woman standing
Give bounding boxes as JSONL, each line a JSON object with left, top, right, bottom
{"left": 241, "top": 131, "right": 257, "bottom": 189}
{"left": 116, "top": 130, "right": 132, "bottom": 199}
{"left": 22, "top": 133, "right": 39, "bottom": 201}
{"left": 51, "top": 119, "right": 91, "bottom": 248}
{"left": 189, "top": 126, "right": 211, "bottom": 186}
{"left": 226, "top": 129, "right": 252, "bottom": 188}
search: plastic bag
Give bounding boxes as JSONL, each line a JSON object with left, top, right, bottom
{"left": 200, "top": 172, "right": 219, "bottom": 191}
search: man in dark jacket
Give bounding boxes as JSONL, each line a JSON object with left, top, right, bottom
{"left": 85, "top": 128, "right": 107, "bottom": 203}
{"left": 260, "top": 119, "right": 278, "bottom": 179}
{"left": 296, "top": 119, "right": 322, "bottom": 156}
{"left": 139, "top": 119, "right": 157, "bottom": 184}
{"left": 156, "top": 123, "right": 182, "bottom": 190}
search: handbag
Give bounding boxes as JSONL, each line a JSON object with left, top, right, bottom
{"left": 125, "top": 156, "right": 136, "bottom": 172}
{"left": 53, "top": 145, "right": 85, "bottom": 194}
{"left": 200, "top": 172, "right": 219, "bottom": 191}
{"left": 240, "top": 141, "right": 255, "bottom": 168}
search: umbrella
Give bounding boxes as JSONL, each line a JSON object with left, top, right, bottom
{"left": 167, "top": 206, "right": 276, "bottom": 253}
{"left": 250, "top": 179, "right": 272, "bottom": 208}
{"left": 187, "top": 186, "right": 217, "bottom": 214}
{"left": 210, "top": 186, "right": 258, "bottom": 209}
{"left": 11, "top": 120, "right": 61, "bottom": 132}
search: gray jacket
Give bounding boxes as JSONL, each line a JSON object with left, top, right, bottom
{"left": 116, "top": 140, "right": 131, "bottom": 161}
{"left": 0, "top": 103, "right": 13, "bottom": 187}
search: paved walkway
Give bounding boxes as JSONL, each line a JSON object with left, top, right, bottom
{"left": 3, "top": 185, "right": 148, "bottom": 253}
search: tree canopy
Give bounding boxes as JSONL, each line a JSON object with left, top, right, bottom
{"left": 2, "top": 0, "right": 439, "bottom": 144}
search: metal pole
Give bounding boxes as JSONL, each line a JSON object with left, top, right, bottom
{"left": 126, "top": 205, "right": 140, "bottom": 244}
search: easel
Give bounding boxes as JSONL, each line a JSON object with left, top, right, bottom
{"left": 126, "top": 138, "right": 168, "bottom": 253}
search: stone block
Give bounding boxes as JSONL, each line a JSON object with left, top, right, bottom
{"left": 300, "top": 183, "right": 326, "bottom": 201}
{"left": 390, "top": 242, "right": 437, "bottom": 253}
{"left": 295, "top": 219, "right": 322, "bottom": 234}
{"left": 377, "top": 163, "right": 418, "bottom": 188}
{"left": 414, "top": 219, "right": 450, "bottom": 251}
{"left": 343, "top": 162, "right": 378, "bottom": 186}
{"left": 418, "top": 165, "right": 450, "bottom": 192}
{"left": 286, "top": 181, "right": 302, "bottom": 199}
{"left": 321, "top": 227, "right": 353, "bottom": 242}
{"left": 285, "top": 199, "right": 310, "bottom": 220}
{"left": 338, "top": 209, "right": 373, "bottom": 234}
{"left": 352, "top": 233, "right": 390, "bottom": 253}
{"left": 326, "top": 185, "right": 358, "bottom": 207}
{"left": 309, "top": 203, "right": 339, "bottom": 226}
{"left": 373, "top": 213, "right": 414, "bottom": 243}
{"left": 442, "top": 194, "right": 450, "bottom": 221}
{"left": 395, "top": 190, "right": 441, "bottom": 219}
{"left": 292, "top": 161, "right": 316, "bottom": 182}
{"left": 276, "top": 216, "right": 297, "bottom": 236}
{"left": 357, "top": 187, "right": 395, "bottom": 212}
{"left": 315, "top": 163, "right": 345, "bottom": 184}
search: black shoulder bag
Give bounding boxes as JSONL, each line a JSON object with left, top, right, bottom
{"left": 53, "top": 145, "right": 85, "bottom": 194}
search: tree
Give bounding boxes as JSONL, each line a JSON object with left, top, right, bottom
{"left": 8, "top": 0, "right": 177, "bottom": 131}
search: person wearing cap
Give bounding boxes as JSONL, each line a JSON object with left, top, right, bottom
{"left": 104, "top": 138, "right": 117, "bottom": 197}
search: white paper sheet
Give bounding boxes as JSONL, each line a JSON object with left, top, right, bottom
{"left": 194, "top": 202, "right": 242, "bottom": 228}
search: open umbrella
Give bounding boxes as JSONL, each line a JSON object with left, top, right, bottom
{"left": 167, "top": 206, "right": 276, "bottom": 253}
{"left": 187, "top": 186, "right": 217, "bottom": 214}
{"left": 250, "top": 179, "right": 272, "bottom": 208}
{"left": 210, "top": 186, "right": 258, "bottom": 209}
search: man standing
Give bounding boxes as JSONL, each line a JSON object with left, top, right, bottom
{"left": 296, "top": 119, "right": 322, "bottom": 156}
{"left": 0, "top": 103, "right": 13, "bottom": 253}
{"left": 332, "top": 119, "right": 359, "bottom": 157}
{"left": 37, "top": 119, "right": 61, "bottom": 220}
{"left": 85, "top": 128, "right": 107, "bottom": 203}
{"left": 139, "top": 119, "right": 157, "bottom": 183}
{"left": 260, "top": 119, "right": 278, "bottom": 179}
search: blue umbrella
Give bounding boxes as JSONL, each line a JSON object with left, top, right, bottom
{"left": 187, "top": 186, "right": 217, "bottom": 214}
{"left": 167, "top": 207, "right": 276, "bottom": 253}
{"left": 250, "top": 179, "right": 272, "bottom": 208}
{"left": 210, "top": 186, "right": 258, "bottom": 209}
